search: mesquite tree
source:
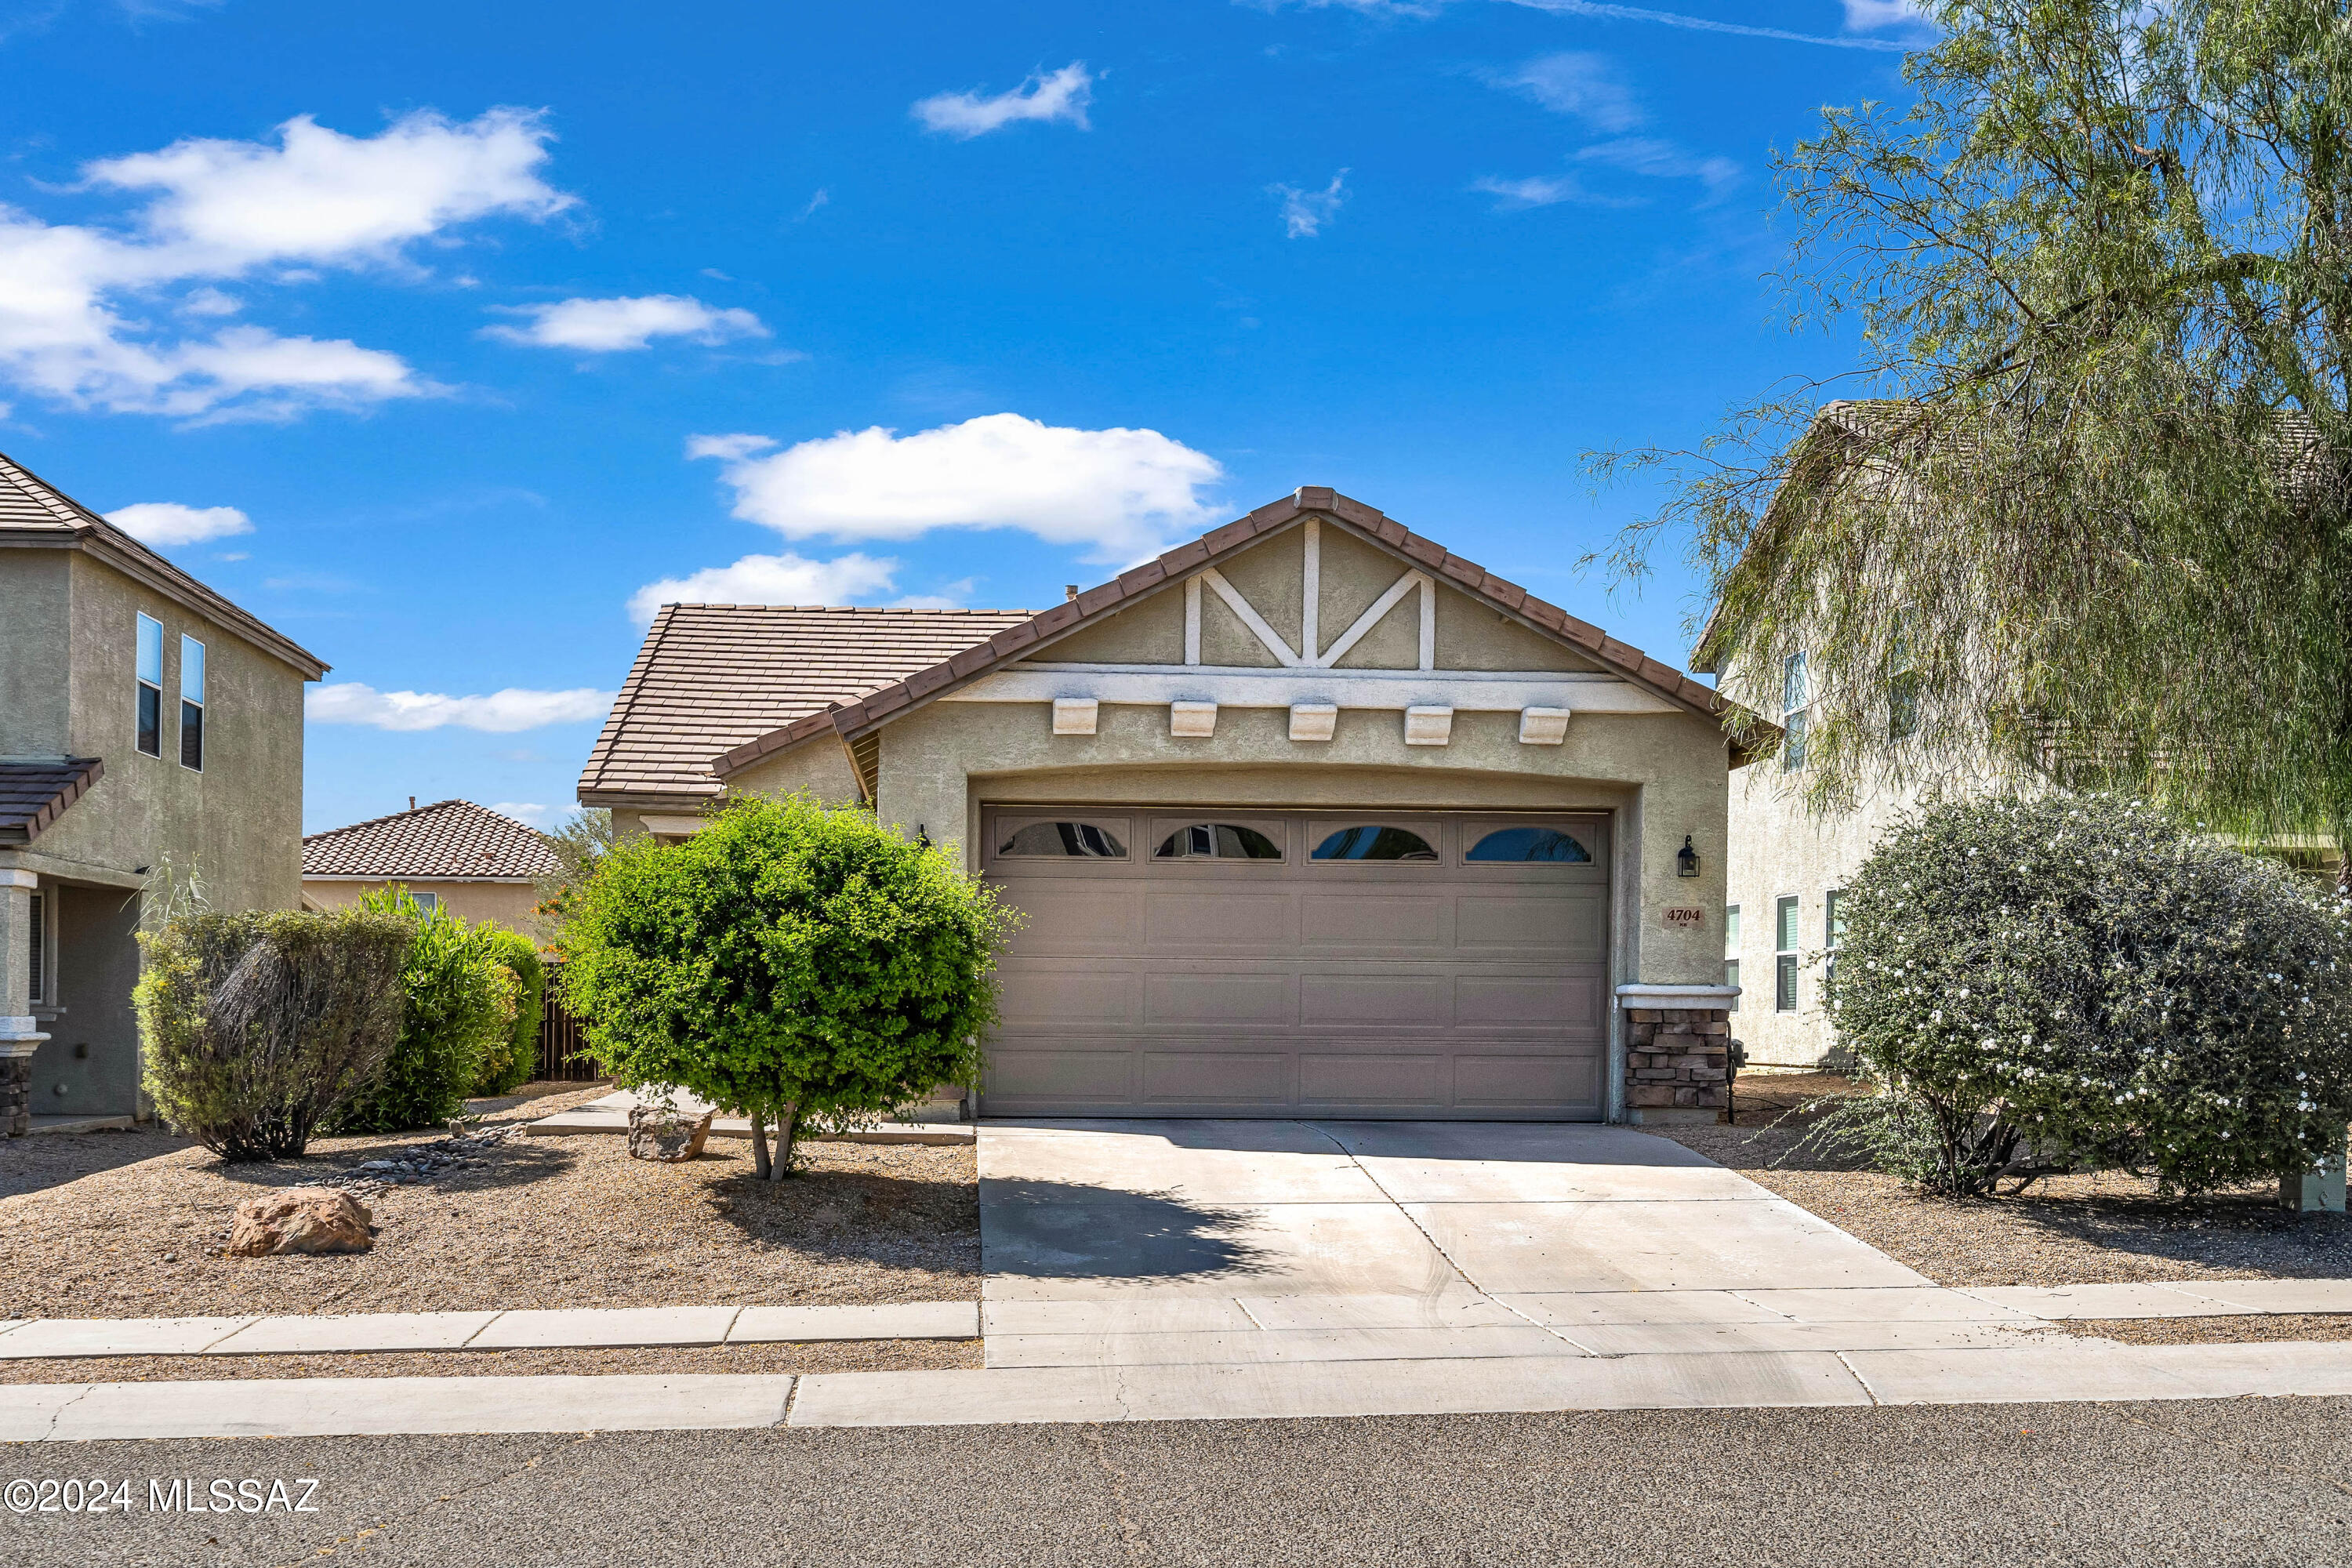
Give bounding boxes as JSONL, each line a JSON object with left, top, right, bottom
{"left": 1598, "top": 2, "right": 2352, "bottom": 866}
{"left": 558, "top": 795, "right": 1015, "bottom": 1180}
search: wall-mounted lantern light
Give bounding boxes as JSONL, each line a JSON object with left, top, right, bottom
{"left": 1676, "top": 835, "right": 1700, "bottom": 878}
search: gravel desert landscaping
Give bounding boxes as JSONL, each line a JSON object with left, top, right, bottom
{"left": 0, "top": 1083, "right": 978, "bottom": 1323}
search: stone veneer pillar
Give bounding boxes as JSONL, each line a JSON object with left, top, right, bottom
{"left": 1614, "top": 982, "right": 1740, "bottom": 1127}
{"left": 0, "top": 868, "right": 47, "bottom": 1137}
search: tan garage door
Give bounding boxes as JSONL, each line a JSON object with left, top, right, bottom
{"left": 978, "top": 807, "right": 1610, "bottom": 1120}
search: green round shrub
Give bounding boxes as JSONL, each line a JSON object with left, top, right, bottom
{"left": 1827, "top": 793, "right": 2352, "bottom": 1195}
{"left": 472, "top": 926, "right": 546, "bottom": 1096}
{"left": 559, "top": 794, "right": 1017, "bottom": 1171}
{"left": 332, "top": 890, "right": 518, "bottom": 1133}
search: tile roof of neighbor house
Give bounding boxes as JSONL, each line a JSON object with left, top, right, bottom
{"left": 576, "top": 605, "right": 1037, "bottom": 803}
{"left": 303, "top": 799, "right": 560, "bottom": 881}
{"left": 0, "top": 758, "right": 104, "bottom": 846}
{"left": 0, "top": 449, "right": 328, "bottom": 680}
{"left": 712, "top": 487, "right": 1741, "bottom": 779}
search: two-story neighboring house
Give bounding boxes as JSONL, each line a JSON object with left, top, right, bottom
{"left": 0, "top": 452, "right": 327, "bottom": 1134}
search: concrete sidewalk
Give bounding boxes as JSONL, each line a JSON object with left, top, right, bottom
{"left": 13, "top": 1339, "right": 2352, "bottom": 1440}
{"left": 0, "top": 1301, "right": 978, "bottom": 1359}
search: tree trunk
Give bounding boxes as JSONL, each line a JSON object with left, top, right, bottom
{"left": 748, "top": 1110, "right": 771, "bottom": 1181}
{"left": 769, "top": 1103, "right": 800, "bottom": 1181}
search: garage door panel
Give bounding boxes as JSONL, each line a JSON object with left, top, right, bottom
{"left": 1144, "top": 971, "right": 1296, "bottom": 1025}
{"left": 1299, "top": 893, "right": 1446, "bottom": 949}
{"left": 1454, "top": 973, "right": 1608, "bottom": 1031}
{"left": 1456, "top": 893, "right": 1604, "bottom": 952}
{"left": 982, "top": 807, "right": 1610, "bottom": 1120}
{"left": 1013, "top": 886, "right": 1145, "bottom": 952}
{"left": 1299, "top": 1052, "right": 1450, "bottom": 1109}
{"left": 1142, "top": 1051, "right": 1291, "bottom": 1105}
{"left": 1454, "top": 1054, "right": 1601, "bottom": 1110}
{"left": 1142, "top": 891, "right": 1295, "bottom": 950}
{"left": 988, "top": 1049, "right": 1135, "bottom": 1105}
{"left": 997, "top": 964, "right": 1138, "bottom": 1027}
{"left": 1300, "top": 973, "right": 1450, "bottom": 1027}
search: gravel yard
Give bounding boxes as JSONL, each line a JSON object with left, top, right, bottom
{"left": 0, "top": 1083, "right": 978, "bottom": 1321}
{"left": 0, "top": 1338, "right": 978, "bottom": 1384}
{"left": 1661, "top": 1073, "right": 2352, "bottom": 1287}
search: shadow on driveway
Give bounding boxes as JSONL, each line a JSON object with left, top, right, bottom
{"left": 982, "top": 1178, "right": 1278, "bottom": 1284}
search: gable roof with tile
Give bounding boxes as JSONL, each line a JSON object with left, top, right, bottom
{"left": 303, "top": 799, "right": 559, "bottom": 882}
{"left": 0, "top": 449, "right": 328, "bottom": 681}
{"left": 0, "top": 758, "right": 104, "bottom": 846}
{"left": 576, "top": 605, "right": 1038, "bottom": 805}
{"left": 713, "top": 487, "right": 1746, "bottom": 781}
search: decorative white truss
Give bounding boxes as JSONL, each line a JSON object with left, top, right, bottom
{"left": 941, "top": 519, "right": 1681, "bottom": 746}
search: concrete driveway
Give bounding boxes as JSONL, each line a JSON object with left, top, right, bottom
{"left": 976, "top": 1119, "right": 2012, "bottom": 1370}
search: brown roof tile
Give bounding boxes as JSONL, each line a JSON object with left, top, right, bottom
{"left": 577, "top": 604, "right": 1035, "bottom": 801}
{"left": 0, "top": 758, "right": 103, "bottom": 846}
{"left": 303, "top": 799, "right": 559, "bottom": 880}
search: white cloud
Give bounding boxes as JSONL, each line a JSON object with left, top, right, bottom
{"left": 490, "top": 801, "right": 554, "bottom": 827}
{"left": 1477, "top": 136, "right": 1738, "bottom": 208}
{"left": 1272, "top": 172, "right": 1348, "bottom": 238}
{"left": 0, "top": 107, "right": 570, "bottom": 421}
{"left": 688, "top": 412, "right": 1224, "bottom": 562}
{"left": 484, "top": 294, "right": 768, "bottom": 352}
{"left": 626, "top": 550, "right": 902, "bottom": 624}
{"left": 105, "top": 500, "right": 253, "bottom": 546}
{"left": 1841, "top": 0, "right": 1933, "bottom": 33}
{"left": 1278, "top": 0, "right": 1914, "bottom": 51}
{"left": 307, "top": 683, "right": 614, "bottom": 732}
{"left": 1486, "top": 53, "right": 1643, "bottom": 132}
{"left": 913, "top": 63, "right": 1094, "bottom": 139}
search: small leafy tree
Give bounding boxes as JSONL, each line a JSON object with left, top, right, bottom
{"left": 137, "top": 909, "right": 412, "bottom": 1161}
{"left": 532, "top": 807, "right": 612, "bottom": 957}
{"left": 472, "top": 925, "right": 546, "bottom": 1095}
{"left": 1821, "top": 793, "right": 2352, "bottom": 1196}
{"left": 332, "top": 889, "right": 518, "bottom": 1132}
{"left": 559, "top": 795, "right": 1018, "bottom": 1179}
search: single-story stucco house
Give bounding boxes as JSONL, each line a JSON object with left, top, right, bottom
{"left": 302, "top": 798, "right": 559, "bottom": 929}
{"left": 579, "top": 488, "right": 1761, "bottom": 1124}
{"left": 0, "top": 450, "right": 325, "bottom": 1134}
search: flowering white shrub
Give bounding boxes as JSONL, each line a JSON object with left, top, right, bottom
{"left": 1824, "top": 794, "right": 2352, "bottom": 1196}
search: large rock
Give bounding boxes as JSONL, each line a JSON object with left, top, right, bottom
{"left": 627, "top": 1103, "right": 713, "bottom": 1163}
{"left": 228, "top": 1187, "right": 374, "bottom": 1258}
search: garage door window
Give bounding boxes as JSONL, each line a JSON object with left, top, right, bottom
{"left": 1465, "top": 826, "right": 1592, "bottom": 863}
{"left": 1155, "top": 823, "right": 1283, "bottom": 860}
{"left": 1312, "top": 826, "right": 1438, "bottom": 862}
{"left": 1000, "top": 821, "right": 1128, "bottom": 858}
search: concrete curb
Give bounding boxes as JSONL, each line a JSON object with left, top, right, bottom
{"left": 13, "top": 1341, "right": 2352, "bottom": 1440}
{"left": 0, "top": 1301, "right": 981, "bottom": 1359}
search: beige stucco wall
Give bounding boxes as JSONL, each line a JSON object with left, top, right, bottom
{"left": 1, "top": 548, "right": 310, "bottom": 1116}
{"left": 301, "top": 877, "right": 542, "bottom": 929}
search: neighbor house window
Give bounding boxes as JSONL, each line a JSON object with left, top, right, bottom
{"left": 1723, "top": 903, "right": 1740, "bottom": 1013}
{"left": 412, "top": 892, "right": 438, "bottom": 914}
{"left": 27, "top": 891, "right": 44, "bottom": 1006}
{"left": 179, "top": 635, "right": 206, "bottom": 772}
{"left": 1887, "top": 625, "right": 1920, "bottom": 741}
{"left": 136, "top": 613, "right": 163, "bottom": 757}
{"left": 1774, "top": 895, "right": 1799, "bottom": 1011}
{"left": 1824, "top": 889, "right": 1847, "bottom": 985}
{"left": 1780, "top": 652, "right": 1810, "bottom": 772}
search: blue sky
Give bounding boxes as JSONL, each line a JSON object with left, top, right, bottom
{"left": 0, "top": 0, "right": 1929, "bottom": 833}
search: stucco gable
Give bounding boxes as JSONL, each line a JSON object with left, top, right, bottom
{"left": 713, "top": 487, "right": 1748, "bottom": 788}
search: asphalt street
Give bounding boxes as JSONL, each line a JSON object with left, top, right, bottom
{"left": 5, "top": 1396, "right": 2351, "bottom": 1567}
